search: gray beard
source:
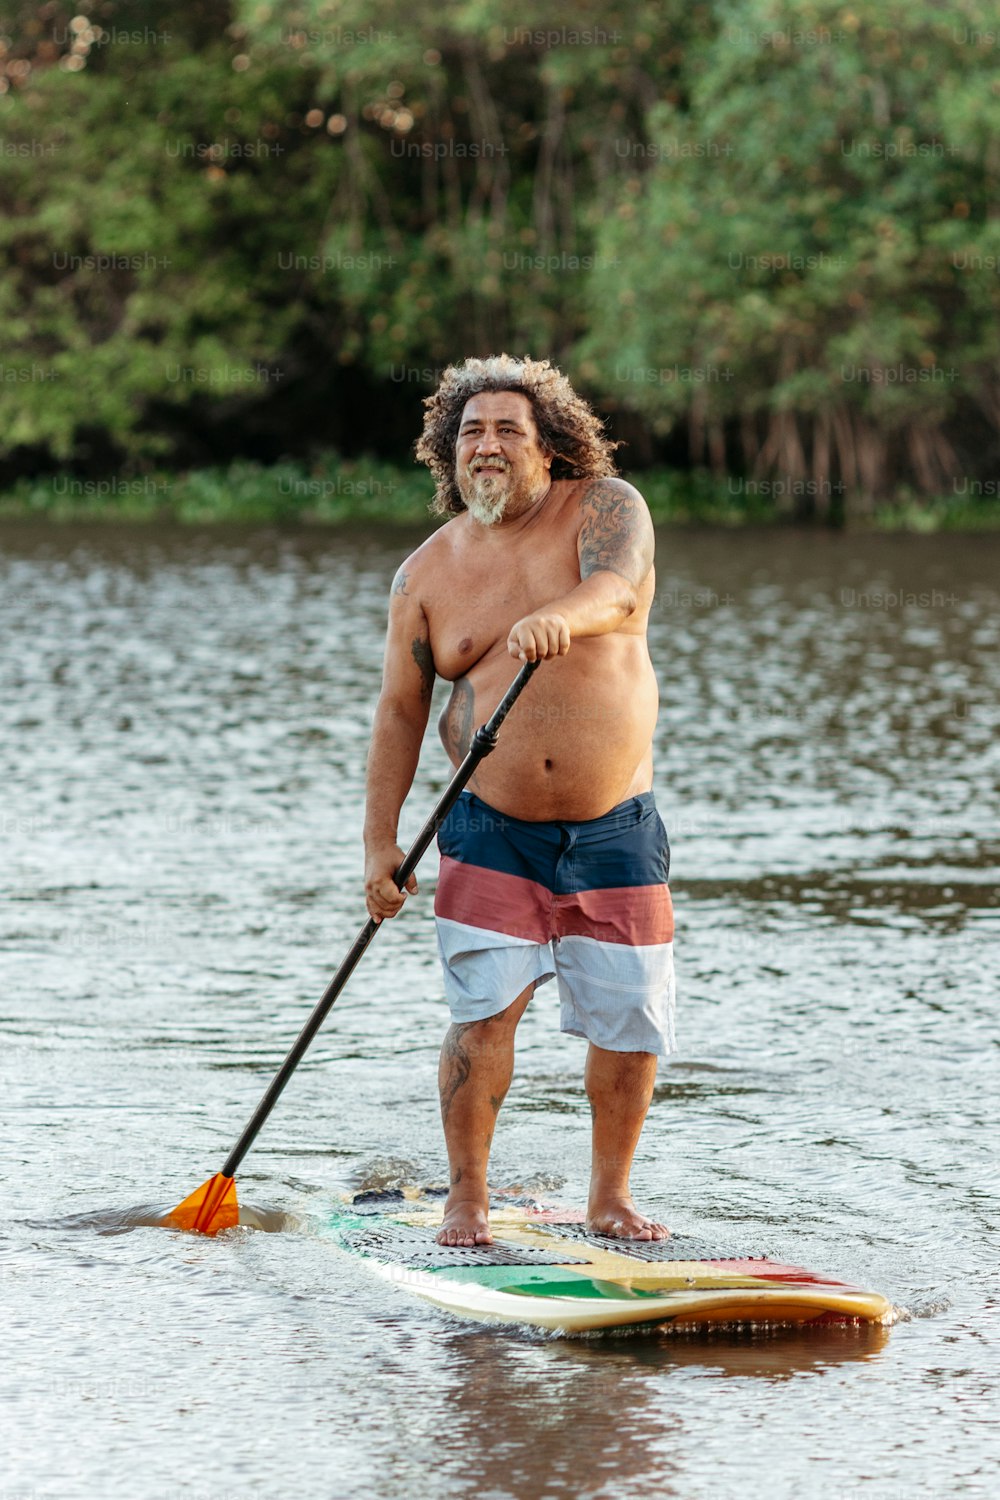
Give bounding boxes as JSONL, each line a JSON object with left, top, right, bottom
{"left": 458, "top": 465, "right": 533, "bottom": 526}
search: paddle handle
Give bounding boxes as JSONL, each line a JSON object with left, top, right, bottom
{"left": 219, "top": 658, "right": 540, "bottom": 1180}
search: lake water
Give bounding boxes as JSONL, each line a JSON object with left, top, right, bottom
{"left": 2, "top": 522, "right": 997, "bottom": 1499}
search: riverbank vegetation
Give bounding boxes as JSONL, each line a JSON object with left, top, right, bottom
{"left": 1, "top": 0, "right": 998, "bottom": 525}
{"left": 3, "top": 454, "right": 998, "bottom": 530}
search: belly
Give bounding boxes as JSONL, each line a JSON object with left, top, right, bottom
{"left": 438, "top": 635, "right": 658, "bottom": 820}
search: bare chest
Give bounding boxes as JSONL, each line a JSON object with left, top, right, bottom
{"left": 425, "top": 528, "right": 581, "bottom": 681}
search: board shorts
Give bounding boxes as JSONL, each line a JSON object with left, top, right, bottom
{"left": 434, "top": 790, "right": 676, "bottom": 1056}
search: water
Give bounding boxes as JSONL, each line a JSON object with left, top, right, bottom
{"left": 2, "top": 522, "right": 997, "bottom": 1498}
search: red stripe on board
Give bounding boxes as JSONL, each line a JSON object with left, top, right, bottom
{"left": 434, "top": 857, "right": 553, "bottom": 944}
{"left": 555, "top": 884, "right": 674, "bottom": 946}
{"left": 705, "top": 1261, "right": 857, "bottom": 1288}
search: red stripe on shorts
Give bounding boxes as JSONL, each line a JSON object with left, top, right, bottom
{"left": 435, "top": 856, "right": 674, "bottom": 946}
{"left": 434, "top": 857, "right": 553, "bottom": 943}
{"left": 555, "top": 884, "right": 674, "bottom": 946}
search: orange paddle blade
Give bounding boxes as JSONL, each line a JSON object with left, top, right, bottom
{"left": 164, "top": 1173, "right": 239, "bottom": 1235}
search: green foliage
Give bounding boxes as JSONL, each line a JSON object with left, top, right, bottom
{"left": 0, "top": 452, "right": 433, "bottom": 521}
{"left": 1, "top": 1, "right": 339, "bottom": 462}
{"left": 168, "top": 452, "right": 431, "bottom": 522}
{"left": 0, "top": 0, "right": 997, "bottom": 519}
{"left": 6, "top": 452, "right": 995, "bottom": 528}
{"left": 580, "top": 0, "right": 1000, "bottom": 506}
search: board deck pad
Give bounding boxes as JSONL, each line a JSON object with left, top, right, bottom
{"left": 336, "top": 1220, "right": 592, "bottom": 1269}
{"left": 322, "top": 1198, "right": 896, "bottom": 1335}
{"left": 542, "top": 1222, "right": 755, "bottom": 1262}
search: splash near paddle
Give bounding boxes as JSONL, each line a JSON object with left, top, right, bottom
{"left": 323, "top": 1198, "right": 895, "bottom": 1334}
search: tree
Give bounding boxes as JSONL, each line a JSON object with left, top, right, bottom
{"left": 579, "top": 0, "right": 1000, "bottom": 511}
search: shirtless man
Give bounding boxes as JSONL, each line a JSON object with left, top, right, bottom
{"left": 363, "top": 355, "right": 676, "bottom": 1247}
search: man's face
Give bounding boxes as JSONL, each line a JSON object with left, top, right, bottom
{"left": 455, "top": 391, "right": 553, "bottom": 526}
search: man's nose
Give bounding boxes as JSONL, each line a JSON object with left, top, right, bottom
{"left": 475, "top": 431, "right": 502, "bottom": 454}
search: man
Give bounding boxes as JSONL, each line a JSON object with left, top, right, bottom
{"left": 364, "top": 354, "right": 675, "bottom": 1247}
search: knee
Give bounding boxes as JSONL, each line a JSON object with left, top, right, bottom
{"left": 478, "top": 982, "right": 536, "bottom": 1033}
{"left": 500, "top": 981, "right": 536, "bottom": 1022}
{"left": 585, "top": 1046, "right": 658, "bottom": 1095}
{"left": 446, "top": 985, "right": 534, "bottom": 1051}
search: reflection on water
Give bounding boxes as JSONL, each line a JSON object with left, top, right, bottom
{"left": 2, "top": 523, "right": 998, "bottom": 1498}
{"left": 596, "top": 1322, "right": 893, "bottom": 1376}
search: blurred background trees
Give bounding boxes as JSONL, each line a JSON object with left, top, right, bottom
{"left": 1, "top": 0, "right": 998, "bottom": 518}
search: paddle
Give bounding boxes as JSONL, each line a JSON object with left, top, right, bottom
{"left": 165, "top": 657, "right": 541, "bottom": 1234}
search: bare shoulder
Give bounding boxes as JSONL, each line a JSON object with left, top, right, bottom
{"left": 384, "top": 527, "right": 462, "bottom": 708}
{"left": 575, "top": 475, "right": 655, "bottom": 587}
{"left": 575, "top": 474, "right": 651, "bottom": 530}
{"left": 389, "top": 519, "right": 461, "bottom": 605}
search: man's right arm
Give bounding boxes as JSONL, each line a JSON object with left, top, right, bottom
{"left": 363, "top": 563, "right": 435, "bottom": 921}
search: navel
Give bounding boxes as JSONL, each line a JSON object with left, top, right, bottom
{"left": 544, "top": 758, "right": 553, "bottom": 771}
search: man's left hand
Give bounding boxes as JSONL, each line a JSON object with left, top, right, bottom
{"left": 507, "top": 611, "right": 571, "bottom": 662}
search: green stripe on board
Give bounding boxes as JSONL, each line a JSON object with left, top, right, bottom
{"left": 425, "top": 1266, "right": 662, "bottom": 1300}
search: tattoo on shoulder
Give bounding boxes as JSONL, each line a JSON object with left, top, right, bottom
{"left": 392, "top": 568, "right": 410, "bottom": 596}
{"left": 578, "top": 478, "right": 652, "bottom": 588}
{"left": 411, "top": 634, "right": 435, "bottom": 703}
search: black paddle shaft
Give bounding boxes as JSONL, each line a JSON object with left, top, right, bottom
{"left": 220, "top": 658, "right": 540, "bottom": 1180}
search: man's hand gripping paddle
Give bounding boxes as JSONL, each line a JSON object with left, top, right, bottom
{"left": 165, "top": 660, "right": 540, "bottom": 1234}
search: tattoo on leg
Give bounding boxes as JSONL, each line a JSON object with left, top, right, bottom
{"left": 440, "top": 1022, "right": 475, "bottom": 1124}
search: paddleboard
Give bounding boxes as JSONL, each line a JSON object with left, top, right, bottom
{"left": 323, "top": 1197, "right": 895, "bottom": 1334}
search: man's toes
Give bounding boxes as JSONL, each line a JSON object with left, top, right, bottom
{"left": 437, "top": 1218, "right": 490, "bottom": 1248}
{"left": 636, "top": 1220, "right": 669, "bottom": 1241}
{"left": 586, "top": 1207, "right": 671, "bottom": 1241}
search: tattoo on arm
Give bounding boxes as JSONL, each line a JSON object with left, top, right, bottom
{"left": 411, "top": 633, "right": 435, "bottom": 704}
{"left": 392, "top": 568, "right": 410, "bottom": 595}
{"left": 578, "top": 478, "right": 653, "bottom": 589}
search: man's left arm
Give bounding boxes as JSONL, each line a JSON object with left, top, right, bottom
{"left": 507, "top": 477, "right": 654, "bottom": 661}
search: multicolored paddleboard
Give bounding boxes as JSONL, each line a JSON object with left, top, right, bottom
{"left": 323, "top": 1199, "right": 895, "bottom": 1334}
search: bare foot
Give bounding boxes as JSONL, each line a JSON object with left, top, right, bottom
{"left": 587, "top": 1193, "right": 670, "bottom": 1241}
{"left": 436, "top": 1195, "right": 493, "bottom": 1247}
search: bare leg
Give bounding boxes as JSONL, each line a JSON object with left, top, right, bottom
{"left": 436, "top": 983, "right": 535, "bottom": 1246}
{"left": 585, "top": 1044, "right": 669, "bottom": 1240}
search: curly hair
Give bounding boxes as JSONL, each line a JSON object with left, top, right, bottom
{"left": 415, "top": 354, "right": 620, "bottom": 516}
